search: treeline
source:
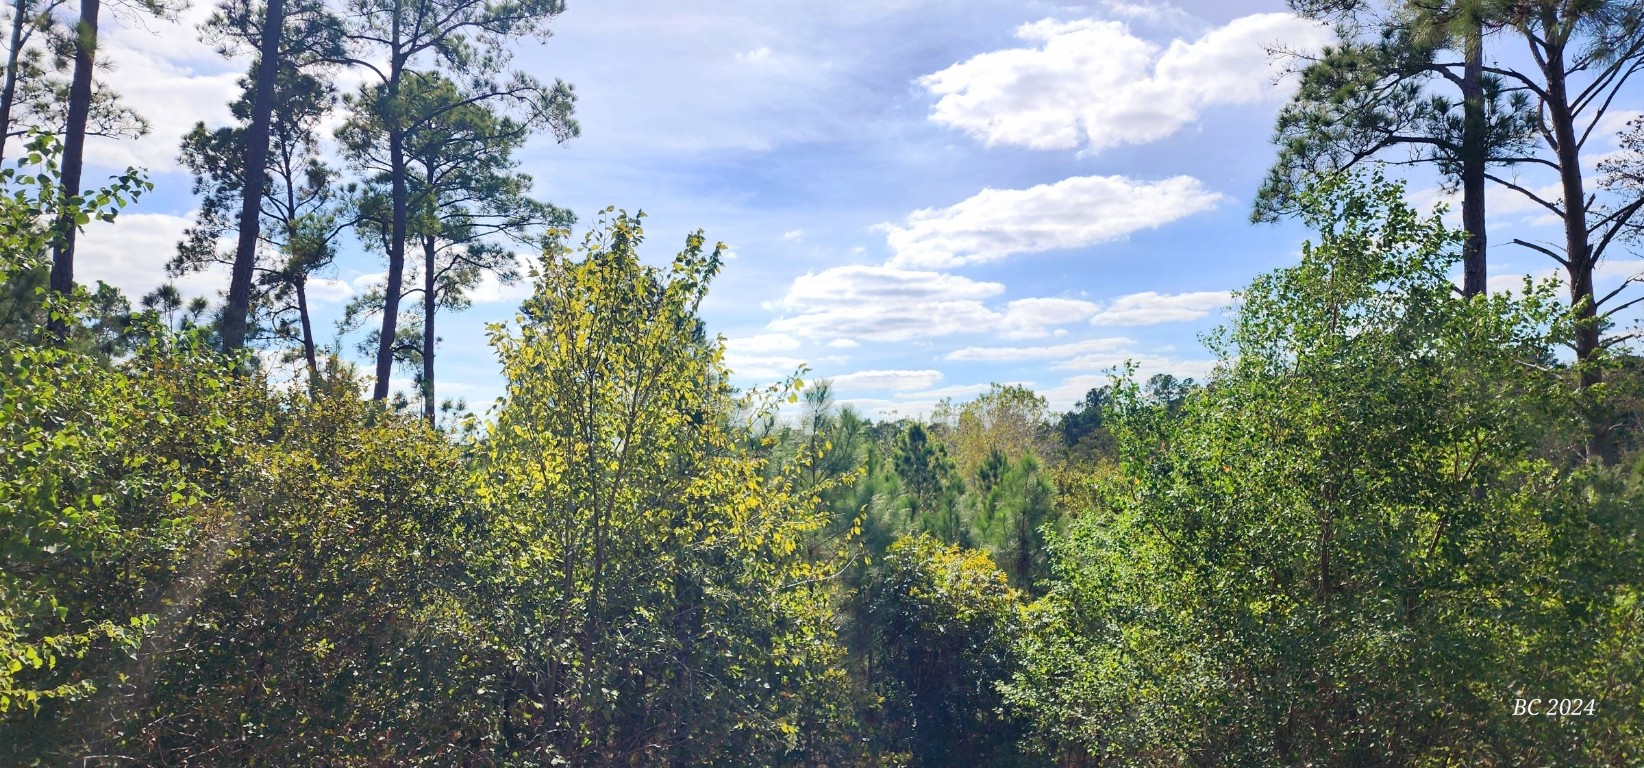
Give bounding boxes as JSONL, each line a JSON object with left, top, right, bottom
{"left": 6, "top": 177, "right": 1644, "bottom": 764}
{"left": 3, "top": 0, "right": 1644, "bottom": 765}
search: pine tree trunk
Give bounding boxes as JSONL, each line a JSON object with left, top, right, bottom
{"left": 1538, "top": 16, "right": 1612, "bottom": 464}
{"left": 221, "top": 0, "right": 286, "bottom": 352}
{"left": 0, "top": 0, "right": 31, "bottom": 166}
{"left": 1459, "top": 20, "right": 1487, "bottom": 297}
{"left": 47, "top": 0, "right": 96, "bottom": 337}
{"left": 295, "top": 274, "right": 317, "bottom": 386}
{"left": 371, "top": 80, "right": 405, "bottom": 400}
{"left": 422, "top": 233, "right": 436, "bottom": 424}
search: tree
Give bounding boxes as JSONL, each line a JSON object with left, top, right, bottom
{"left": 1005, "top": 171, "right": 1644, "bottom": 765}
{"left": 892, "top": 422, "right": 952, "bottom": 524}
{"left": 174, "top": 58, "right": 351, "bottom": 380}
{"left": 1488, "top": 1, "right": 1644, "bottom": 461}
{"left": 1259, "top": 0, "right": 1537, "bottom": 297}
{"left": 854, "top": 534, "right": 1037, "bottom": 767}
{"left": 472, "top": 211, "right": 852, "bottom": 764}
{"left": 1273, "top": 1, "right": 1644, "bottom": 460}
{"left": 339, "top": 70, "right": 569, "bottom": 422}
{"left": 973, "top": 454, "right": 1056, "bottom": 592}
{"left": 939, "top": 383, "right": 1050, "bottom": 484}
{"left": 0, "top": 132, "right": 149, "bottom": 350}
{"left": 332, "top": 0, "right": 577, "bottom": 400}
{"left": 46, "top": 0, "right": 173, "bottom": 334}
{"left": 220, "top": 0, "right": 286, "bottom": 352}
{"left": 0, "top": 0, "right": 145, "bottom": 165}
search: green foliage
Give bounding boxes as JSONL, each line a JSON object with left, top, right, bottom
{"left": 1006, "top": 171, "right": 1644, "bottom": 765}
{"left": 971, "top": 453, "right": 1056, "bottom": 593}
{"left": 938, "top": 383, "right": 1050, "bottom": 483}
{"left": 121, "top": 362, "right": 485, "bottom": 764}
{"left": 0, "top": 332, "right": 236, "bottom": 734}
{"left": 0, "top": 132, "right": 150, "bottom": 351}
{"left": 892, "top": 422, "right": 954, "bottom": 531}
{"left": 471, "top": 210, "right": 854, "bottom": 765}
{"left": 854, "top": 534, "right": 1041, "bottom": 768}
{"left": 1254, "top": 4, "right": 1535, "bottom": 222}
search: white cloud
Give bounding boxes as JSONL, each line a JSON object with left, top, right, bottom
{"left": 999, "top": 297, "right": 1099, "bottom": 338}
{"left": 1596, "top": 109, "right": 1643, "bottom": 146}
{"left": 350, "top": 272, "right": 386, "bottom": 293}
{"left": 307, "top": 277, "right": 355, "bottom": 304}
{"left": 466, "top": 255, "right": 536, "bottom": 305}
{"left": 724, "top": 353, "right": 809, "bottom": 379}
{"left": 1089, "top": 290, "right": 1230, "bottom": 326}
{"left": 1098, "top": 0, "right": 1197, "bottom": 29}
{"left": 827, "top": 337, "right": 860, "bottom": 348}
{"left": 882, "top": 175, "right": 1224, "bottom": 268}
{"left": 77, "top": 212, "right": 221, "bottom": 301}
{"left": 946, "top": 337, "right": 1134, "bottom": 362}
{"left": 919, "top": 13, "right": 1332, "bottom": 153}
{"left": 88, "top": 5, "right": 242, "bottom": 171}
{"left": 724, "top": 332, "right": 802, "bottom": 354}
{"left": 829, "top": 368, "right": 944, "bottom": 392}
{"left": 1597, "top": 259, "right": 1644, "bottom": 282}
{"left": 768, "top": 264, "right": 1005, "bottom": 341}
{"left": 782, "top": 229, "right": 805, "bottom": 240}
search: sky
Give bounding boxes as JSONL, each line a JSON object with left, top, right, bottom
{"left": 69, "top": 0, "right": 1644, "bottom": 418}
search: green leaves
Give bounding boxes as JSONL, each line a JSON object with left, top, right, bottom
{"left": 473, "top": 212, "right": 851, "bottom": 764}
{"left": 1007, "top": 171, "right": 1643, "bottom": 766}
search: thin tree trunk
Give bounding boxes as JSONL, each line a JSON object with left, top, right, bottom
{"left": 1459, "top": 20, "right": 1487, "bottom": 297}
{"left": 371, "top": 79, "right": 405, "bottom": 400}
{"left": 0, "top": 0, "right": 31, "bottom": 165}
{"left": 47, "top": 0, "right": 96, "bottom": 337}
{"left": 422, "top": 233, "right": 436, "bottom": 424}
{"left": 1539, "top": 20, "right": 1612, "bottom": 463}
{"left": 221, "top": 0, "right": 285, "bottom": 352}
{"left": 295, "top": 274, "right": 317, "bottom": 385}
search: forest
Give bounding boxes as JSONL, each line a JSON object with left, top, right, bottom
{"left": 3, "top": 0, "right": 1644, "bottom": 765}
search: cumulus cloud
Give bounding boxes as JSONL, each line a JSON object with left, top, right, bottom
{"left": 919, "top": 13, "right": 1332, "bottom": 153}
{"left": 88, "top": 5, "right": 242, "bottom": 171}
{"left": 894, "top": 382, "right": 1016, "bottom": 401}
{"left": 882, "top": 175, "right": 1224, "bottom": 268}
{"left": 724, "top": 353, "right": 809, "bottom": 379}
{"left": 724, "top": 332, "right": 802, "bottom": 354}
{"left": 828, "top": 369, "right": 944, "bottom": 392}
{"left": 768, "top": 264, "right": 1005, "bottom": 341}
{"left": 307, "top": 277, "right": 356, "bottom": 304}
{"left": 1088, "top": 290, "right": 1230, "bottom": 326}
{"left": 77, "top": 212, "right": 222, "bottom": 301}
{"left": 946, "top": 336, "right": 1134, "bottom": 362}
{"left": 999, "top": 297, "right": 1099, "bottom": 338}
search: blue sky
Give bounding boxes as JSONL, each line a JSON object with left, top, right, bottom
{"left": 71, "top": 0, "right": 1644, "bottom": 417}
